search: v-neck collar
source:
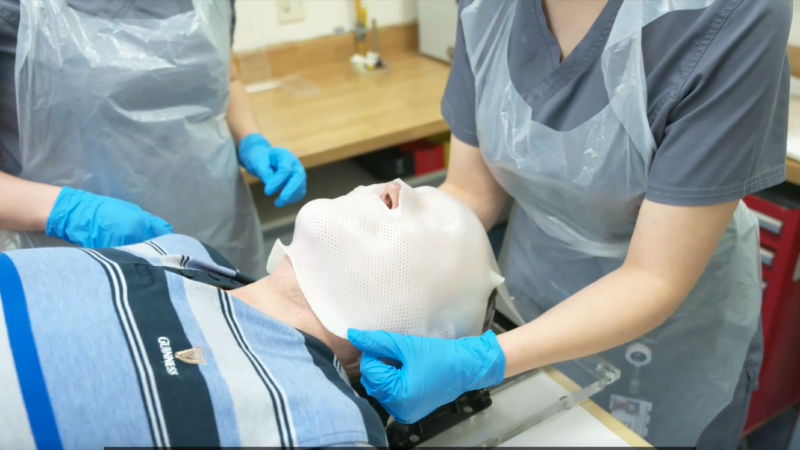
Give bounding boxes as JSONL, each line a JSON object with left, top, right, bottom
{"left": 509, "top": 0, "right": 623, "bottom": 110}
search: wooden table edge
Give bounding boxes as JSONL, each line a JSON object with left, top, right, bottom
{"left": 544, "top": 367, "right": 652, "bottom": 447}
{"left": 785, "top": 158, "right": 800, "bottom": 186}
{"left": 240, "top": 119, "right": 451, "bottom": 185}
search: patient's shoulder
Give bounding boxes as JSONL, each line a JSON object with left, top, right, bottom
{"left": 0, "top": 234, "right": 239, "bottom": 286}
{"left": 115, "top": 234, "right": 237, "bottom": 272}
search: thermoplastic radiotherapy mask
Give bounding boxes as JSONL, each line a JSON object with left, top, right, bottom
{"left": 267, "top": 180, "right": 504, "bottom": 339}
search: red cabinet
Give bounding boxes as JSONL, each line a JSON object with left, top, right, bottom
{"left": 743, "top": 186, "right": 800, "bottom": 433}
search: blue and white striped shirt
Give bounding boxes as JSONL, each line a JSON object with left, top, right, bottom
{"left": 0, "top": 234, "right": 387, "bottom": 449}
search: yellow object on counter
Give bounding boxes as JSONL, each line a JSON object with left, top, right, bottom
{"left": 353, "top": 0, "right": 368, "bottom": 56}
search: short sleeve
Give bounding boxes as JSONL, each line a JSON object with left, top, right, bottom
{"left": 441, "top": 0, "right": 480, "bottom": 148}
{"left": 645, "top": 0, "right": 793, "bottom": 207}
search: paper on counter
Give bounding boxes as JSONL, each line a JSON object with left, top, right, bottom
{"left": 500, "top": 406, "right": 633, "bottom": 447}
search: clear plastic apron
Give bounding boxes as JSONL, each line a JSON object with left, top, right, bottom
{"left": 1, "top": 0, "right": 265, "bottom": 277}
{"left": 463, "top": 0, "right": 763, "bottom": 445}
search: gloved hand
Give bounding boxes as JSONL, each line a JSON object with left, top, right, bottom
{"left": 238, "top": 133, "right": 307, "bottom": 208}
{"left": 347, "top": 329, "right": 506, "bottom": 424}
{"left": 46, "top": 186, "right": 173, "bottom": 248}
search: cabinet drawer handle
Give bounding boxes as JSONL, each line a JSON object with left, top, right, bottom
{"left": 760, "top": 248, "right": 774, "bottom": 266}
{"left": 751, "top": 210, "right": 783, "bottom": 235}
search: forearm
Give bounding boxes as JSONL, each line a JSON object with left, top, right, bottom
{"left": 495, "top": 199, "right": 738, "bottom": 378}
{"left": 438, "top": 136, "right": 508, "bottom": 231}
{"left": 498, "top": 264, "right": 682, "bottom": 378}
{"left": 0, "top": 171, "right": 61, "bottom": 232}
{"left": 226, "top": 62, "right": 260, "bottom": 146}
{"left": 439, "top": 181, "right": 505, "bottom": 231}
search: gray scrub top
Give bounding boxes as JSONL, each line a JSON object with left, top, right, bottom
{"left": 443, "top": 0, "right": 793, "bottom": 207}
{"left": 0, "top": 0, "right": 237, "bottom": 176}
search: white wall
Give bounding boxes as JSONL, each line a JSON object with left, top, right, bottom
{"left": 791, "top": 3, "right": 800, "bottom": 47}
{"left": 234, "top": 0, "right": 800, "bottom": 52}
{"left": 233, "top": 0, "right": 418, "bottom": 53}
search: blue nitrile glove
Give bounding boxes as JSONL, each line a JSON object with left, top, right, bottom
{"left": 238, "top": 133, "right": 307, "bottom": 208}
{"left": 347, "top": 329, "right": 506, "bottom": 424}
{"left": 46, "top": 187, "right": 173, "bottom": 248}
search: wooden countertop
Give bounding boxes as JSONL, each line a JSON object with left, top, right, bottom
{"left": 242, "top": 37, "right": 800, "bottom": 189}
{"left": 243, "top": 50, "right": 451, "bottom": 183}
{"left": 787, "top": 159, "right": 800, "bottom": 186}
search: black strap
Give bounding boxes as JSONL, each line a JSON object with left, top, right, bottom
{"left": 161, "top": 267, "right": 255, "bottom": 290}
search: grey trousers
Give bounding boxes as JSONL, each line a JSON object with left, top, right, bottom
{"left": 695, "top": 368, "right": 753, "bottom": 450}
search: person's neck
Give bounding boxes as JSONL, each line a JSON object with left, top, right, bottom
{"left": 228, "top": 259, "right": 360, "bottom": 366}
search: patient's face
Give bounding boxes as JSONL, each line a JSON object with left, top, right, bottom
{"left": 267, "top": 180, "right": 503, "bottom": 340}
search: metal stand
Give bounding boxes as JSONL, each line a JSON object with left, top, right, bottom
{"left": 386, "top": 390, "right": 493, "bottom": 448}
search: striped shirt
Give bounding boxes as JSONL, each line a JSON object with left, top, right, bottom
{"left": 0, "top": 234, "right": 387, "bottom": 449}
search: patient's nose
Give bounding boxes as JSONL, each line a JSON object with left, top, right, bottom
{"left": 380, "top": 182, "right": 401, "bottom": 210}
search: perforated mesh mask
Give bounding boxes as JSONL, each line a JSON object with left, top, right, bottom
{"left": 267, "top": 180, "right": 505, "bottom": 339}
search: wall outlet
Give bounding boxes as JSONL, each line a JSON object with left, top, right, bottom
{"left": 276, "top": 0, "right": 304, "bottom": 24}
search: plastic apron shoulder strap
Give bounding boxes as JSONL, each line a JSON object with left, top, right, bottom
{"left": 601, "top": 0, "right": 716, "bottom": 160}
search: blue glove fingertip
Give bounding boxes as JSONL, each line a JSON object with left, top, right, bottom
{"left": 275, "top": 172, "right": 307, "bottom": 207}
{"left": 358, "top": 354, "right": 403, "bottom": 402}
{"left": 347, "top": 328, "right": 385, "bottom": 348}
{"left": 265, "top": 173, "right": 290, "bottom": 197}
{"left": 274, "top": 190, "right": 299, "bottom": 208}
{"left": 359, "top": 353, "right": 398, "bottom": 376}
{"left": 149, "top": 217, "right": 174, "bottom": 237}
{"left": 347, "top": 329, "right": 366, "bottom": 346}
